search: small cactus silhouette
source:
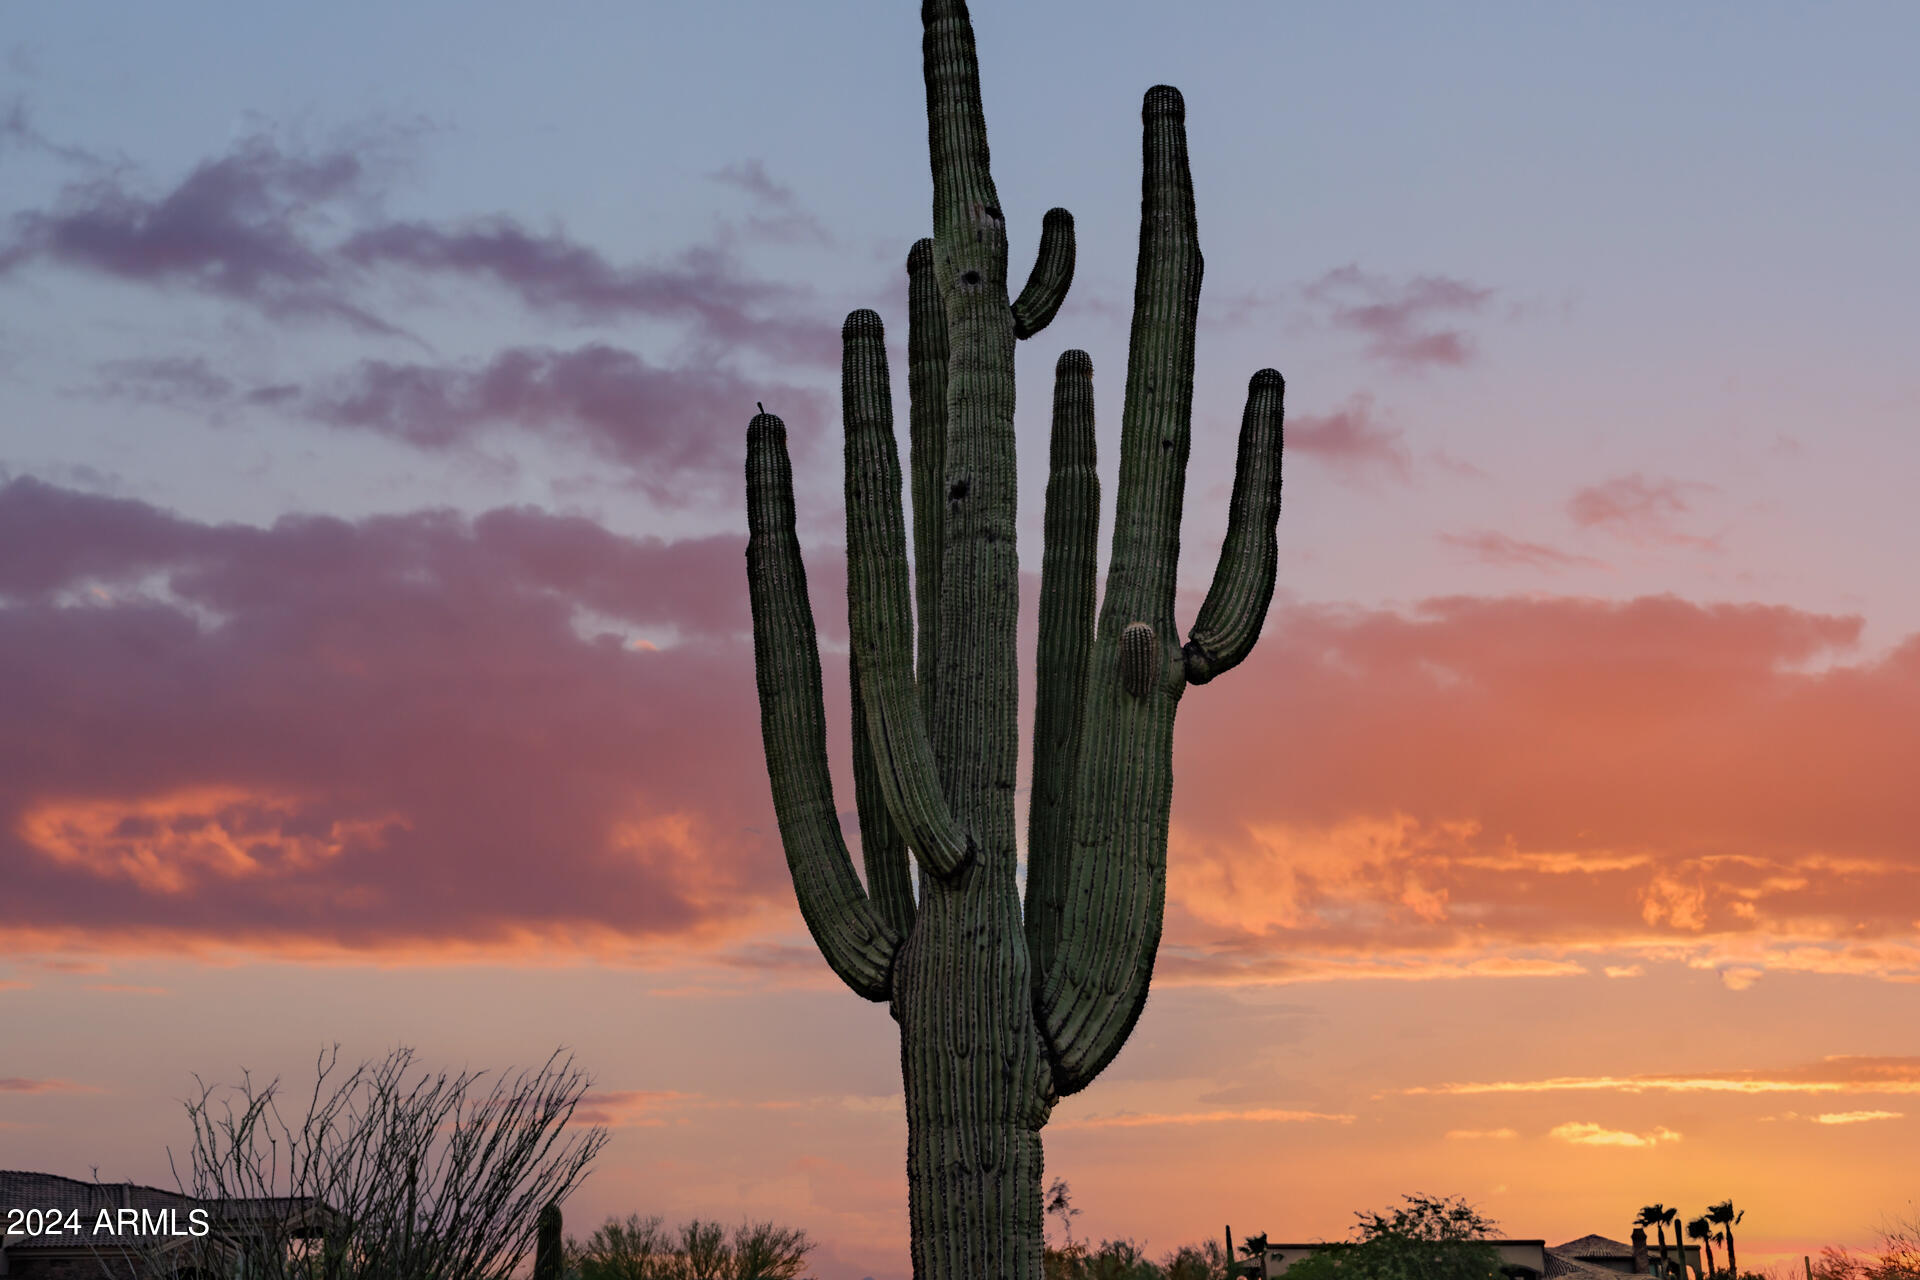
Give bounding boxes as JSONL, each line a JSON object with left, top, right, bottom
{"left": 534, "top": 1200, "right": 563, "bottom": 1280}
{"left": 743, "top": 3, "right": 1286, "bottom": 1277}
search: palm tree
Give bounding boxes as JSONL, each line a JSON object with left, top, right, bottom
{"left": 1707, "top": 1201, "right": 1744, "bottom": 1278}
{"left": 1637, "top": 1205, "right": 1675, "bottom": 1278}
{"left": 1687, "top": 1216, "right": 1718, "bottom": 1278}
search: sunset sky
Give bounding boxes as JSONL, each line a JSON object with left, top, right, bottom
{"left": 3, "top": 4, "right": 1918, "bottom": 1277}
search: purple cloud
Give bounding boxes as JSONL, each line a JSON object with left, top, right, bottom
{"left": 339, "top": 220, "right": 838, "bottom": 365}
{"left": 0, "top": 134, "right": 398, "bottom": 334}
{"left": 92, "top": 356, "right": 236, "bottom": 409}
{"left": 86, "top": 342, "right": 826, "bottom": 499}
{"left": 0, "top": 96, "right": 107, "bottom": 167}
{"left": 300, "top": 344, "right": 826, "bottom": 502}
{"left": 1304, "top": 265, "right": 1492, "bottom": 369}
{"left": 709, "top": 159, "right": 832, "bottom": 246}
{"left": 5, "top": 133, "right": 839, "bottom": 366}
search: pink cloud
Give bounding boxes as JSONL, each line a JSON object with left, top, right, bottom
{"left": 0, "top": 1077, "right": 96, "bottom": 1093}
{"left": 1284, "top": 394, "right": 1411, "bottom": 482}
{"left": 1304, "top": 264, "right": 1493, "bottom": 369}
{"left": 1437, "top": 529, "right": 1611, "bottom": 573}
{"left": 0, "top": 477, "right": 854, "bottom": 955}
{"left": 1567, "top": 472, "right": 1722, "bottom": 550}
{"left": 9, "top": 477, "right": 1918, "bottom": 988}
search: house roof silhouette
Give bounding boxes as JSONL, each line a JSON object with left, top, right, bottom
{"left": 1, "top": 1170, "right": 330, "bottom": 1278}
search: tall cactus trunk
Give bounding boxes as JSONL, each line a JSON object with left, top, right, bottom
{"left": 743, "top": 3, "right": 1286, "bottom": 1277}
{"left": 901, "top": 7, "right": 1051, "bottom": 1272}
{"left": 896, "top": 901, "right": 1051, "bottom": 1279}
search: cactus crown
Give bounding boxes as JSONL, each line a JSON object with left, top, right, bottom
{"left": 744, "top": 0, "right": 1284, "bottom": 1098}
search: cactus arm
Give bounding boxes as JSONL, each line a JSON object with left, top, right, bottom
{"left": 1012, "top": 207, "right": 1076, "bottom": 339}
{"left": 1101, "top": 84, "right": 1202, "bottom": 634}
{"left": 906, "top": 238, "right": 948, "bottom": 730}
{"left": 745, "top": 411, "right": 901, "bottom": 1002}
{"left": 843, "top": 308, "right": 975, "bottom": 881}
{"left": 851, "top": 651, "right": 917, "bottom": 937}
{"left": 923, "top": 0, "right": 1005, "bottom": 260}
{"left": 1023, "top": 349, "right": 1098, "bottom": 996}
{"left": 1183, "top": 370, "right": 1285, "bottom": 685}
{"left": 1038, "top": 86, "right": 1205, "bottom": 1095}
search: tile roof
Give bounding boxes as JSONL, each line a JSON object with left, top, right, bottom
{"left": 1552, "top": 1234, "right": 1637, "bottom": 1258}
{"left": 1544, "top": 1250, "right": 1628, "bottom": 1278}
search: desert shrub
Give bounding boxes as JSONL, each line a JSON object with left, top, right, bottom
{"left": 568, "top": 1215, "right": 813, "bottom": 1280}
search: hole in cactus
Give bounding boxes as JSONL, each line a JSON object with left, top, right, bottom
{"left": 961, "top": 270, "right": 982, "bottom": 286}
{"left": 983, "top": 205, "right": 1001, "bottom": 220}
{"left": 1161, "top": 438, "right": 1174, "bottom": 452}
{"left": 949, "top": 478, "right": 969, "bottom": 501}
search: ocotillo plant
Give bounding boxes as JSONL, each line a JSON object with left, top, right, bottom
{"left": 743, "top": 3, "right": 1285, "bottom": 1278}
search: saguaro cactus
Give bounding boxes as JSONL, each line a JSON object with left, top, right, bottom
{"left": 743, "top": 3, "right": 1285, "bottom": 1278}
{"left": 534, "top": 1201, "right": 563, "bottom": 1280}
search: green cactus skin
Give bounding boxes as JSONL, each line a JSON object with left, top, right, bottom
{"left": 1024, "top": 348, "right": 1097, "bottom": 996}
{"left": 742, "top": 2, "right": 1285, "bottom": 1276}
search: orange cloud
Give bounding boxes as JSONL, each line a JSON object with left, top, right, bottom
{"left": 20, "top": 786, "right": 401, "bottom": 894}
{"left": 1052, "top": 1107, "right": 1355, "bottom": 1130}
{"left": 1165, "top": 594, "right": 1920, "bottom": 984}
{"left": 1810, "top": 1110, "right": 1903, "bottom": 1125}
{"left": 1549, "top": 1121, "right": 1681, "bottom": 1148}
{"left": 1408, "top": 1055, "right": 1920, "bottom": 1097}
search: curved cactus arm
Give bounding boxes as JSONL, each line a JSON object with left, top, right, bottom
{"left": 851, "top": 651, "right": 917, "bottom": 937}
{"left": 1012, "top": 207, "right": 1076, "bottom": 339}
{"left": 1183, "top": 370, "right": 1285, "bottom": 685}
{"left": 745, "top": 411, "right": 901, "bottom": 1002}
{"left": 1038, "top": 85, "right": 1205, "bottom": 1095}
{"left": 1023, "top": 349, "right": 1098, "bottom": 996}
{"left": 843, "top": 308, "right": 975, "bottom": 881}
{"left": 905, "top": 238, "right": 948, "bottom": 728}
